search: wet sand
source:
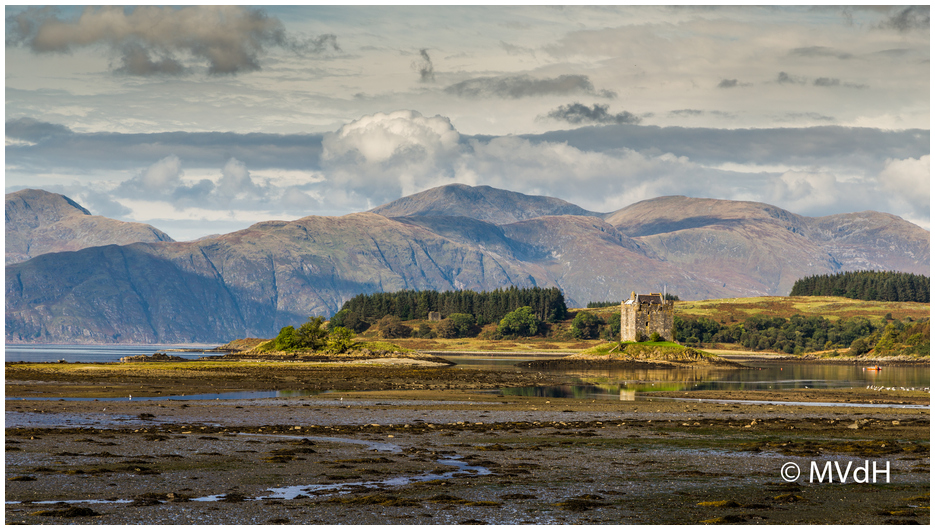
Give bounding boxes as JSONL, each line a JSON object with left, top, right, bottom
{"left": 5, "top": 362, "right": 930, "bottom": 524}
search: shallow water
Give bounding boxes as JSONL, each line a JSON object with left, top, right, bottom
{"left": 5, "top": 344, "right": 223, "bottom": 363}
{"left": 5, "top": 390, "right": 329, "bottom": 402}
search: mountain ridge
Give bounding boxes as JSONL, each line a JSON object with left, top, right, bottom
{"left": 5, "top": 185, "right": 929, "bottom": 343}
{"left": 5, "top": 188, "right": 174, "bottom": 264}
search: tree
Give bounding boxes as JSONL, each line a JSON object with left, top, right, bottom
{"left": 448, "top": 313, "right": 479, "bottom": 337}
{"left": 295, "top": 316, "right": 329, "bottom": 350}
{"left": 377, "top": 315, "right": 412, "bottom": 339}
{"left": 271, "top": 326, "right": 299, "bottom": 351}
{"left": 330, "top": 309, "right": 370, "bottom": 333}
{"left": 570, "top": 312, "right": 603, "bottom": 339}
{"left": 327, "top": 326, "right": 356, "bottom": 353}
{"left": 497, "top": 306, "right": 541, "bottom": 337}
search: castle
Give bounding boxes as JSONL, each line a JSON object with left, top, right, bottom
{"left": 621, "top": 291, "right": 674, "bottom": 342}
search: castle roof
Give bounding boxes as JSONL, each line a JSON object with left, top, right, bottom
{"left": 636, "top": 293, "right": 664, "bottom": 304}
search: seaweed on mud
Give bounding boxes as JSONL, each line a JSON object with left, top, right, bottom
{"left": 697, "top": 500, "right": 741, "bottom": 508}
{"left": 220, "top": 492, "right": 247, "bottom": 503}
{"left": 321, "top": 494, "right": 421, "bottom": 507}
{"left": 772, "top": 494, "right": 804, "bottom": 503}
{"left": 8, "top": 476, "right": 36, "bottom": 481}
{"left": 29, "top": 507, "right": 100, "bottom": 518}
{"left": 700, "top": 514, "right": 746, "bottom": 524}
{"left": 552, "top": 495, "right": 608, "bottom": 512}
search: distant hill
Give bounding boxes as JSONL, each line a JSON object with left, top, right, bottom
{"left": 5, "top": 189, "right": 174, "bottom": 264}
{"left": 370, "top": 183, "right": 601, "bottom": 224}
{"left": 5, "top": 184, "right": 930, "bottom": 343}
{"left": 605, "top": 196, "right": 930, "bottom": 297}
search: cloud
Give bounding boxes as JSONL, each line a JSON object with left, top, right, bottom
{"left": 5, "top": 6, "right": 339, "bottom": 76}
{"left": 717, "top": 79, "right": 739, "bottom": 88}
{"left": 323, "top": 110, "right": 460, "bottom": 165}
{"left": 6, "top": 121, "right": 324, "bottom": 170}
{"left": 877, "top": 6, "right": 929, "bottom": 33}
{"left": 8, "top": 113, "right": 930, "bottom": 235}
{"left": 544, "top": 103, "right": 640, "bottom": 125}
{"left": 813, "top": 77, "right": 840, "bottom": 87}
{"left": 670, "top": 109, "right": 704, "bottom": 117}
{"left": 6, "top": 117, "right": 72, "bottom": 143}
{"left": 412, "top": 48, "right": 435, "bottom": 83}
{"left": 877, "top": 155, "right": 930, "bottom": 218}
{"left": 776, "top": 71, "right": 806, "bottom": 85}
{"left": 321, "top": 110, "right": 462, "bottom": 199}
{"left": 444, "top": 74, "right": 616, "bottom": 99}
{"left": 114, "top": 43, "right": 187, "bottom": 76}
{"left": 114, "top": 155, "right": 267, "bottom": 209}
{"left": 116, "top": 155, "right": 185, "bottom": 197}
{"left": 216, "top": 158, "right": 259, "bottom": 200}
{"left": 790, "top": 46, "right": 853, "bottom": 60}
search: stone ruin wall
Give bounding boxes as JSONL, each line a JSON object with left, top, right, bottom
{"left": 621, "top": 297, "right": 674, "bottom": 342}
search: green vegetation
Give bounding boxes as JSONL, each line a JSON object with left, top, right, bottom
{"left": 675, "top": 312, "right": 930, "bottom": 357}
{"left": 436, "top": 313, "right": 479, "bottom": 338}
{"left": 496, "top": 306, "right": 542, "bottom": 337}
{"left": 376, "top": 315, "right": 413, "bottom": 339}
{"left": 259, "top": 316, "right": 358, "bottom": 353}
{"left": 570, "top": 311, "right": 603, "bottom": 339}
{"left": 790, "top": 270, "right": 929, "bottom": 303}
{"left": 336, "top": 286, "right": 567, "bottom": 325}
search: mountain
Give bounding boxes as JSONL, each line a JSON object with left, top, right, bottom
{"left": 370, "top": 183, "right": 600, "bottom": 224}
{"left": 5, "top": 189, "right": 174, "bottom": 264}
{"left": 6, "top": 212, "right": 545, "bottom": 343}
{"left": 605, "top": 196, "right": 930, "bottom": 297}
{"left": 5, "top": 185, "right": 930, "bottom": 343}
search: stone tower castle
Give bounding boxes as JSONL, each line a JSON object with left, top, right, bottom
{"left": 621, "top": 291, "right": 674, "bottom": 342}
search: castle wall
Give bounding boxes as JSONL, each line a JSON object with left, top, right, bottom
{"left": 621, "top": 295, "right": 674, "bottom": 342}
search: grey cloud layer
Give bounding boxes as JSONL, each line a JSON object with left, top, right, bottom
{"left": 5, "top": 6, "right": 339, "bottom": 76}
{"left": 544, "top": 103, "right": 641, "bottom": 125}
{"left": 8, "top": 118, "right": 928, "bottom": 178}
{"left": 6, "top": 127, "right": 324, "bottom": 171}
{"left": 7, "top": 116, "right": 929, "bottom": 232}
{"left": 444, "top": 74, "right": 615, "bottom": 99}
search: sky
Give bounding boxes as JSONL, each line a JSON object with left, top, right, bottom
{"left": 5, "top": 5, "right": 931, "bottom": 241}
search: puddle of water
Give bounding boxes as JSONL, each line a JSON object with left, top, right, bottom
{"left": 5, "top": 432, "right": 493, "bottom": 507}
{"left": 248, "top": 456, "right": 491, "bottom": 502}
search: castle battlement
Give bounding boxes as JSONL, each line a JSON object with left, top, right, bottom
{"left": 621, "top": 291, "right": 674, "bottom": 342}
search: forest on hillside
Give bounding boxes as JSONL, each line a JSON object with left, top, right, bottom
{"left": 790, "top": 271, "right": 929, "bottom": 303}
{"left": 331, "top": 286, "right": 568, "bottom": 330}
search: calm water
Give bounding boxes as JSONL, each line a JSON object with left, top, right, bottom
{"left": 446, "top": 354, "right": 930, "bottom": 396}
{"left": 5, "top": 346, "right": 929, "bottom": 401}
{"left": 5, "top": 344, "right": 224, "bottom": 363}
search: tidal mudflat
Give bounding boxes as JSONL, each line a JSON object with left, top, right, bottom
{"left": 5, "top": 361, "right": 930, "bottom": 524}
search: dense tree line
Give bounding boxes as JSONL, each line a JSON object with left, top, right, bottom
{"left": 790, "top": 271, "right": 929, "bottom": 303}
{"left": 586, "top": 301, "right": 619, "bottom": 308}
{"left": 587, "top": 293, "right": 679, "bottom": 308}
{"left": 673, "top": 313, "right": 913, "bottom": 354}
{"left": 332, "top": 286, "right": 568, "bottom": 328}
